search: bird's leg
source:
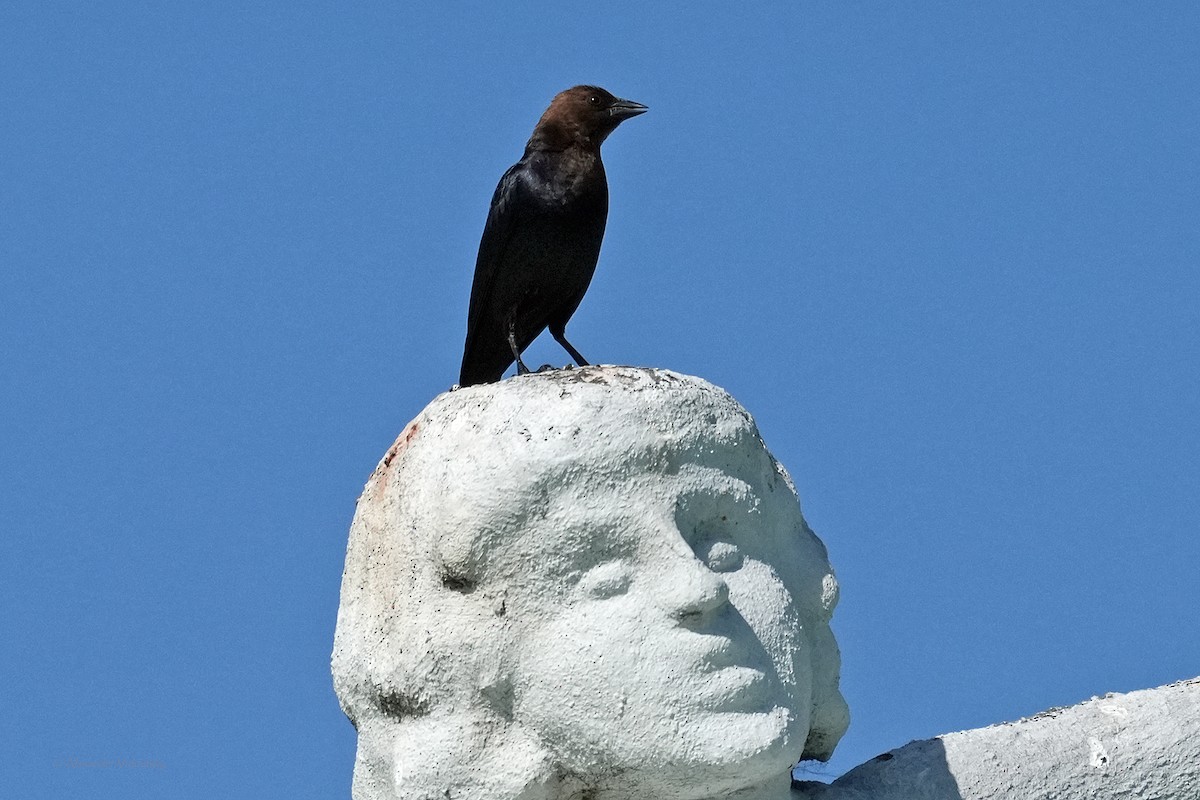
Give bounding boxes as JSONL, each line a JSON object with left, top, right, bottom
{"left": 507, "top": 317, "right": 531, "bottom": 375}
{"left": 549, "top": 326, "right": 589, "bottom": 367}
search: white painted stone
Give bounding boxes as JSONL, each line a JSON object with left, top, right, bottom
{"left": 794, "top": 677, "right": 1200, "bottom": 800}
{"left": 332, "top": 366, "right": 850, "bottom": 799}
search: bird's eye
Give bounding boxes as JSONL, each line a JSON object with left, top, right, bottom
{"left": 588, "top": 95, "right": 601, "bottom": 106}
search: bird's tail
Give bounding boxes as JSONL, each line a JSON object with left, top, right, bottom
{"left": 458, "top": 340, "right": 514, "bottom": 387}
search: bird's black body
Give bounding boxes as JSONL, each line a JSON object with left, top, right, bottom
{"left": 459, "top": 86, "right": 647, "bottom": 387}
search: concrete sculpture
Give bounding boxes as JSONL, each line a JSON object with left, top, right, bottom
{"left": 332, "top": 366, "right": 850, "bottom": 799}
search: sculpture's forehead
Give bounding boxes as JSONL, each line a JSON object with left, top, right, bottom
{"left": 433, "top": 441, "right": 785, "bottom": 525}
{"left": 409, "top": 369, "right": 813, "bottom": 576}
{"left": 432, "top": 453, "right": 814, "bottom": 585}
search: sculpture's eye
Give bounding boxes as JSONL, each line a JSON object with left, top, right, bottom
{"left": 576, "top": 560, "right": 632, "bottom": 600}
{"left": 704, "top": 541, "right": 744, "bottom": 573}
{"left": 588, "top": 94, "right": 601, "bottom": 106}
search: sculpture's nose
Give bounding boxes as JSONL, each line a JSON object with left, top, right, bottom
{"left": 660, "top": 559, "right": 730, "bottom": 623}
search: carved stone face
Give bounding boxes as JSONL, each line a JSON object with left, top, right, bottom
{"left": 501, "top": 463, "right": 837, "bottom": 795}
{"left": 334, "top": 368, "right": 848, "bottom": 799}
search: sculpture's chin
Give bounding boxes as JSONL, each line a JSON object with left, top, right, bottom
{"left": 680, "top": 705, "right": 801, "bottom": 766}
{"left": 587, "top": 708, "right": 801, "bottom": 800}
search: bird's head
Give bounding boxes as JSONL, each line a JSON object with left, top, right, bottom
{"left": 530, "top": 85, "right": 648, "bottom": 151}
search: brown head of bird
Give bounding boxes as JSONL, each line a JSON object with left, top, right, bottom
{"left": 528, "top": 85, "right": 648, "bottom": 152}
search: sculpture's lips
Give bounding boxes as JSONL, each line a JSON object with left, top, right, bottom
{"left": 684, "top": 634, "right": 776, "bottom": 710}
{"left": 698, "top": 635, "right": 755, "bottom": 672}
{"left": 698, "top": 665, "right": 770, "bottom": 711}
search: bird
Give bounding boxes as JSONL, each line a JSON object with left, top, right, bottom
{"left": 458, "top": 85, "right": 648, "bottom": 387}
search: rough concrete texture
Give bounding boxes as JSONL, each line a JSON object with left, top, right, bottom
{"left": 795, "top": 677, "right": 1200, "bottom": 800}
{"left": 332, "top": 366, "right": 849, "bottom": 799}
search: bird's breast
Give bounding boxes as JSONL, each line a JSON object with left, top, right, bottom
{"left": 526, "top": 152, "right": 607, "bottom": 207}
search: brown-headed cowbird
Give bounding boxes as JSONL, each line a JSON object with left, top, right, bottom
{"left": 458, "top": 85, "right": 648, "bottom": 387}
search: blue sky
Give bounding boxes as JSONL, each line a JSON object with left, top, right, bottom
{"left": 2, "top": 3, "right": 1198, "bottom": 797}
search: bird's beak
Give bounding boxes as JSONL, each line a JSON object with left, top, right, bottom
{"left": 609, "top": 98, "right": 649, "bottom": 120}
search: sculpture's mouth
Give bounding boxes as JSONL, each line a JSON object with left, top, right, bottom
{"left": 698, "top": 634, "right": 766, "bottom": 672}
{"left": 699, "top": 635, "right": 741, "bottom": 668}
{"left": 684, "top": 634, "right": 779, "bottom": 710}
{"left": 699, "top": 665, "right": 770, "bottom": 711}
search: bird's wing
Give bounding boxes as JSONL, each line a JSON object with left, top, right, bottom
{"left": 463, "top": 161, "right": 529, "bottom": 357}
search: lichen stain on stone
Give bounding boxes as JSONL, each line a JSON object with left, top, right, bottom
{"left": 378, "top": 690, "right": 429, "bottom": 720}
{"left": 368, "top": 421, "right": 421, "bottom": 493}
{"left": 441, "top": 570, "right": 478, "bottom": 594}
